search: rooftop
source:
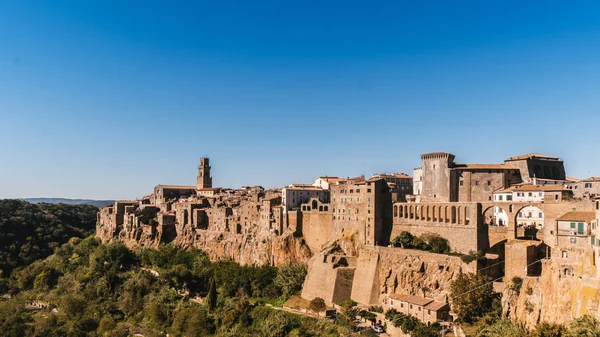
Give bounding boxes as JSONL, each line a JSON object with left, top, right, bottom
{"left": 424, "top": 301, "right": 450, "bottom": 311}
{"left": 556, "top": 211, "right": 596, "bottom": 223}
{"left": 453, "top": 164, "right": 517, "bottom": 171}
{"left": 388, "top": 294, "right": 434, "bottom": 307}
{"left": 505, "top": 153, "right": 560, "bottom": 161}
{"left": 155, "top": 184, "right": 197, "bottom": 190}
{"left": 512, "top": 184, "right": 569, "bottom": 192}
{"left": 583, "top": 177, "right": 600, "bottom": 182}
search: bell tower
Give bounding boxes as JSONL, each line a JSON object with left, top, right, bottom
{"left": 197, "top": 157, "right": 212, "bottom": 189}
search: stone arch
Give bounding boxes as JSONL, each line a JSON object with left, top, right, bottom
{"left": 457, "top": 206, "right": 462, "bottom": 224}
{"left": 444, "top": 206, "right": 449, "bottom": 223}
{"left": 394, "top": 205, "right": 398, "bottom": 218}
{"left": 324, "top": 206, "right": 328, "bottom": 212}
{"left": 312, "top": 200, "right": 318, "bottom": 210}
{"left": 513, "top": 204, "right": 545, "bottom": 229}
{"left": 409, "top": 205, "right": 414, "bottom": 219}
{"left": 482, "top": 205, "right": 508, "bottom": 227}
{"left": 416, "top": 206, "right": 421, "bottom": 220}
{"left": 464, "top": 206, "right": 469, "bottom": 225}
{"left": 451, "top": 206, "right": 457, "bottom": 224}
{"left": 437, "top": 206, "right": 443, "bottom": 223}
{"left": 400, "top": 205, "right": 404, "bottom": 218}
{"left": 425, "top": 205, "right": 430, "bottom": 221}
{"left": 432, "top": 205, "right": 437, "bottom": 221}
{"left": 319, "top": 205, "right": 323, "bottom": 212}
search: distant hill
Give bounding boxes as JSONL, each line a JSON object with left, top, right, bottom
{"left": 22, "top": 198, "right": 115, "bottom": 208}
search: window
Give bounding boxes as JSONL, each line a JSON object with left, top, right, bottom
{"left": 528, "top": 192, "right": 532, "bottom": 197}
{"left": 507, "top": 195, "right": 512, "bottom": 201}
{"left": 350, "top": 189, "right": 353, "bottom": 193}
{"left": 475, "top": 181, "right": 479, "bottom": 186}
{"left": 368, "top": 197, "right": 371, "bottom": 202}
{"left": 538, "top": 212, "right": 543, "bottom": 218}
{"left": 367, "top": 189, "right": 372, "bottom": 193}
{"left": 356, "top": 189, "right": 360, "bottom": 193}
{"left": 539, "top": 192, "right": 543, "bottom": 196}
{"left": 585, "top": 183, "right": 592, "bottom": 188}
{"left": 433, "top": 164, "right": 436, "bottom": 169}
{"left": 596, "top": 201, "right": 599, "bottom": 210}
{"left": 555, "top": 194, "right": 559, "bottom": 201}
{"left": 410, "top": 305, "right": 413, "bottom": 309}
{"left": 570, "top": 237, "right": 577, "bottom": 244}
{"left": 528, "top": 212, "right": 532, "bottom": 218}
{"left": 488, "top": 196, "right": 492, "bottom": 201}
{"left": 498, "top": 195, "right": 503, "bottom": 201}
{"left": 578, "top": 223, "right": 585, "bottom": 235}
{"left": 459, "top": 180, "right": 464, "bottom": 186}
{"left": 487, "top": 181, "right": 491, "bottom": 186}
{"left": 418, "top": 307, "right": 421, "bottom": 311}
{"left": 519, "top": 212, "right": 523, "bottom": 217}
{"left": 592, "top": 237, "right": 596, "bottom": 246}
{"left": 570, "top": 222, "right": 576, "bottom": 229}
{"left": 562, "top": 251, "right": 568, "bottom": 258}
{"left": 427, "top": 310, "right": 431, "bottom": 315}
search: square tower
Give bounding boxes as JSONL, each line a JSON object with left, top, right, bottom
{"left": 197, "top": 157, "right": 212, "bottom": 189}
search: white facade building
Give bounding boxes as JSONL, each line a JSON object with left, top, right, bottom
{"left": 412, "top": 168, "right": 423, "bottom": 202}
{"left": 312, "top": 176, "right": 340, "bottom": 190}
{"left": 282, "top": 186, "right": 329, "bottom": 213}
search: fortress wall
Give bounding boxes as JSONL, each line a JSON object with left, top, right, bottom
{"left": 302, "top": 255, "right": 351, "bottom": 305}
{"left": 391, "top": 221, "right": 479, "bottom": 255}
{"left": 302, "top": 211, "right": 334, "bottom": 253}
{"left": 350, "top": 249, "right": 380, "bottom": 305}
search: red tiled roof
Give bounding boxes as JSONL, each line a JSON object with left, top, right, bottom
{"left": 556, "top": 211, "right": 596, "bottom": 223}
{"left": 388, "top": 294, "right": 433, "bottom": 306}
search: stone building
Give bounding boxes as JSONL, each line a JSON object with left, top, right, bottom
{"left": 567, "top": 177, "right": 600, "bottom": 199}
{"left": 504, "top": 153, "right": 566, "bottom": 183}
{"left": 371, "top": 173, "right": 413, "bottom": 202}
{"left": 415, "top": 152, "right": 522, "bottom": 203}
{"left": 383, "top": 294, "right": 450, "bottom": 325}
{"left": 330, "top": 176, "right": 392, "bottom": 246}
{"left": 555, "top": 211, "right": 596, "bottom": 248}
{"left": 281, "top": 186, "right": 329, "bottom": 213}
{"left": 196, "top": 157, "right": 212, "bottom": 190}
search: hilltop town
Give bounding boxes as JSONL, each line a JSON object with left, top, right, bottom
{"left": 96, "top": 153, "right": 600, "bottom": 331}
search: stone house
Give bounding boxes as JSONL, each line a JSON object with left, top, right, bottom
{"left": 567, "top": 177, "right": 600, "bottom": 199}
{"left": 383, "top": 294, "right": 450, "bottom": 325}
{"left": 555, "top": 211, "right": 596, "bottom": 247}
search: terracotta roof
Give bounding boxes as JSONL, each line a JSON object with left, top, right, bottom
{"left": 505, "top": 153, "right": 560, "bottom": 161}
{"left": 388, "top": 294, "right": 433, "bottom": 307}
{"left": 512, "top": 184, "right": 568, "bottom": 192}
{"left": 583, "top": 177, "right": 600, "bottom": 182}
{"left": 454, "top": 164, "right": 517, "bottom": 170}
{"left": 156, "top": 185, "right": 196, "bottom": 189}
{"left": 424, "top": 301, "right": 449, "bottom": 311}
{"left": 566, "top": 177, "right": 582, "bottom": 182}
{"left": 556, "top": 211, "right": 596, "bottom": 223}
{"left": 494, "top": 187, "right": 514, "bottom": 194}
{"left": 284, "top": 186, "right": 323, "bottom": 191}
{"left": 317, "top": 176, "right": 340, "bottom": 181}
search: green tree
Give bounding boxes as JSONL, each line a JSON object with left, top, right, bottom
{"left": 309, "top": 297, "right": 327, "bottom": 313}
{"left": 450, "top": 273, "right": 497, "bottom": 323}
{"left": 566, "top": 315, "right": 600, "bottom": 337}
{"left": 207, "top": 277, "right": 218, "bottom": 311}
{"left": 428, "top": 235, "right": 451, "bottom": 254}
{"left": 274, "top": 263, "right": 307, "bottom": 297}
{"left": 393, "top": 231, "right": 414, "bottom": 248}
{"left": 529, "top": 322, "right": 566, "bottom": 337}
{"left": 171, "top": 304, "right": 215, "bottom": 336}
{"left": 476, "top": 319, "right": 526, "bottom": 337}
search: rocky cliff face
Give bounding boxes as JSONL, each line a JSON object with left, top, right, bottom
{"left": 373, "top": 247, "right": 475, "bottom": 302}
{"left": 97, "top": 217, "right": 312, "bottom": 267}
{"left": 503, "top": 250, "right": 600, "bottom": 329}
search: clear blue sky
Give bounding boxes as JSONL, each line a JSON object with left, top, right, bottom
{"left": 1, "top": 1, "right": 599, "bottom": 200}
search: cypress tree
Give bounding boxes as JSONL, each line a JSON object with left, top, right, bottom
{"left": 207, "top": 278, "right": 217, "bottom": 310}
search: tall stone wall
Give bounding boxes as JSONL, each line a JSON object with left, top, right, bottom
{"left": 503, "top": 246, "right": 600, "bottom": 329}
{"left": 392, "top": 202, "right": 485, "bottom": 254}
{"left": 301, "top": 254, "right": 356, "bottom": 306}
{"left": 350, "top": 249, "right": 380, "bottom": 305}
{"left": 301, "top": 211, "right": 334, "bottom": 252}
